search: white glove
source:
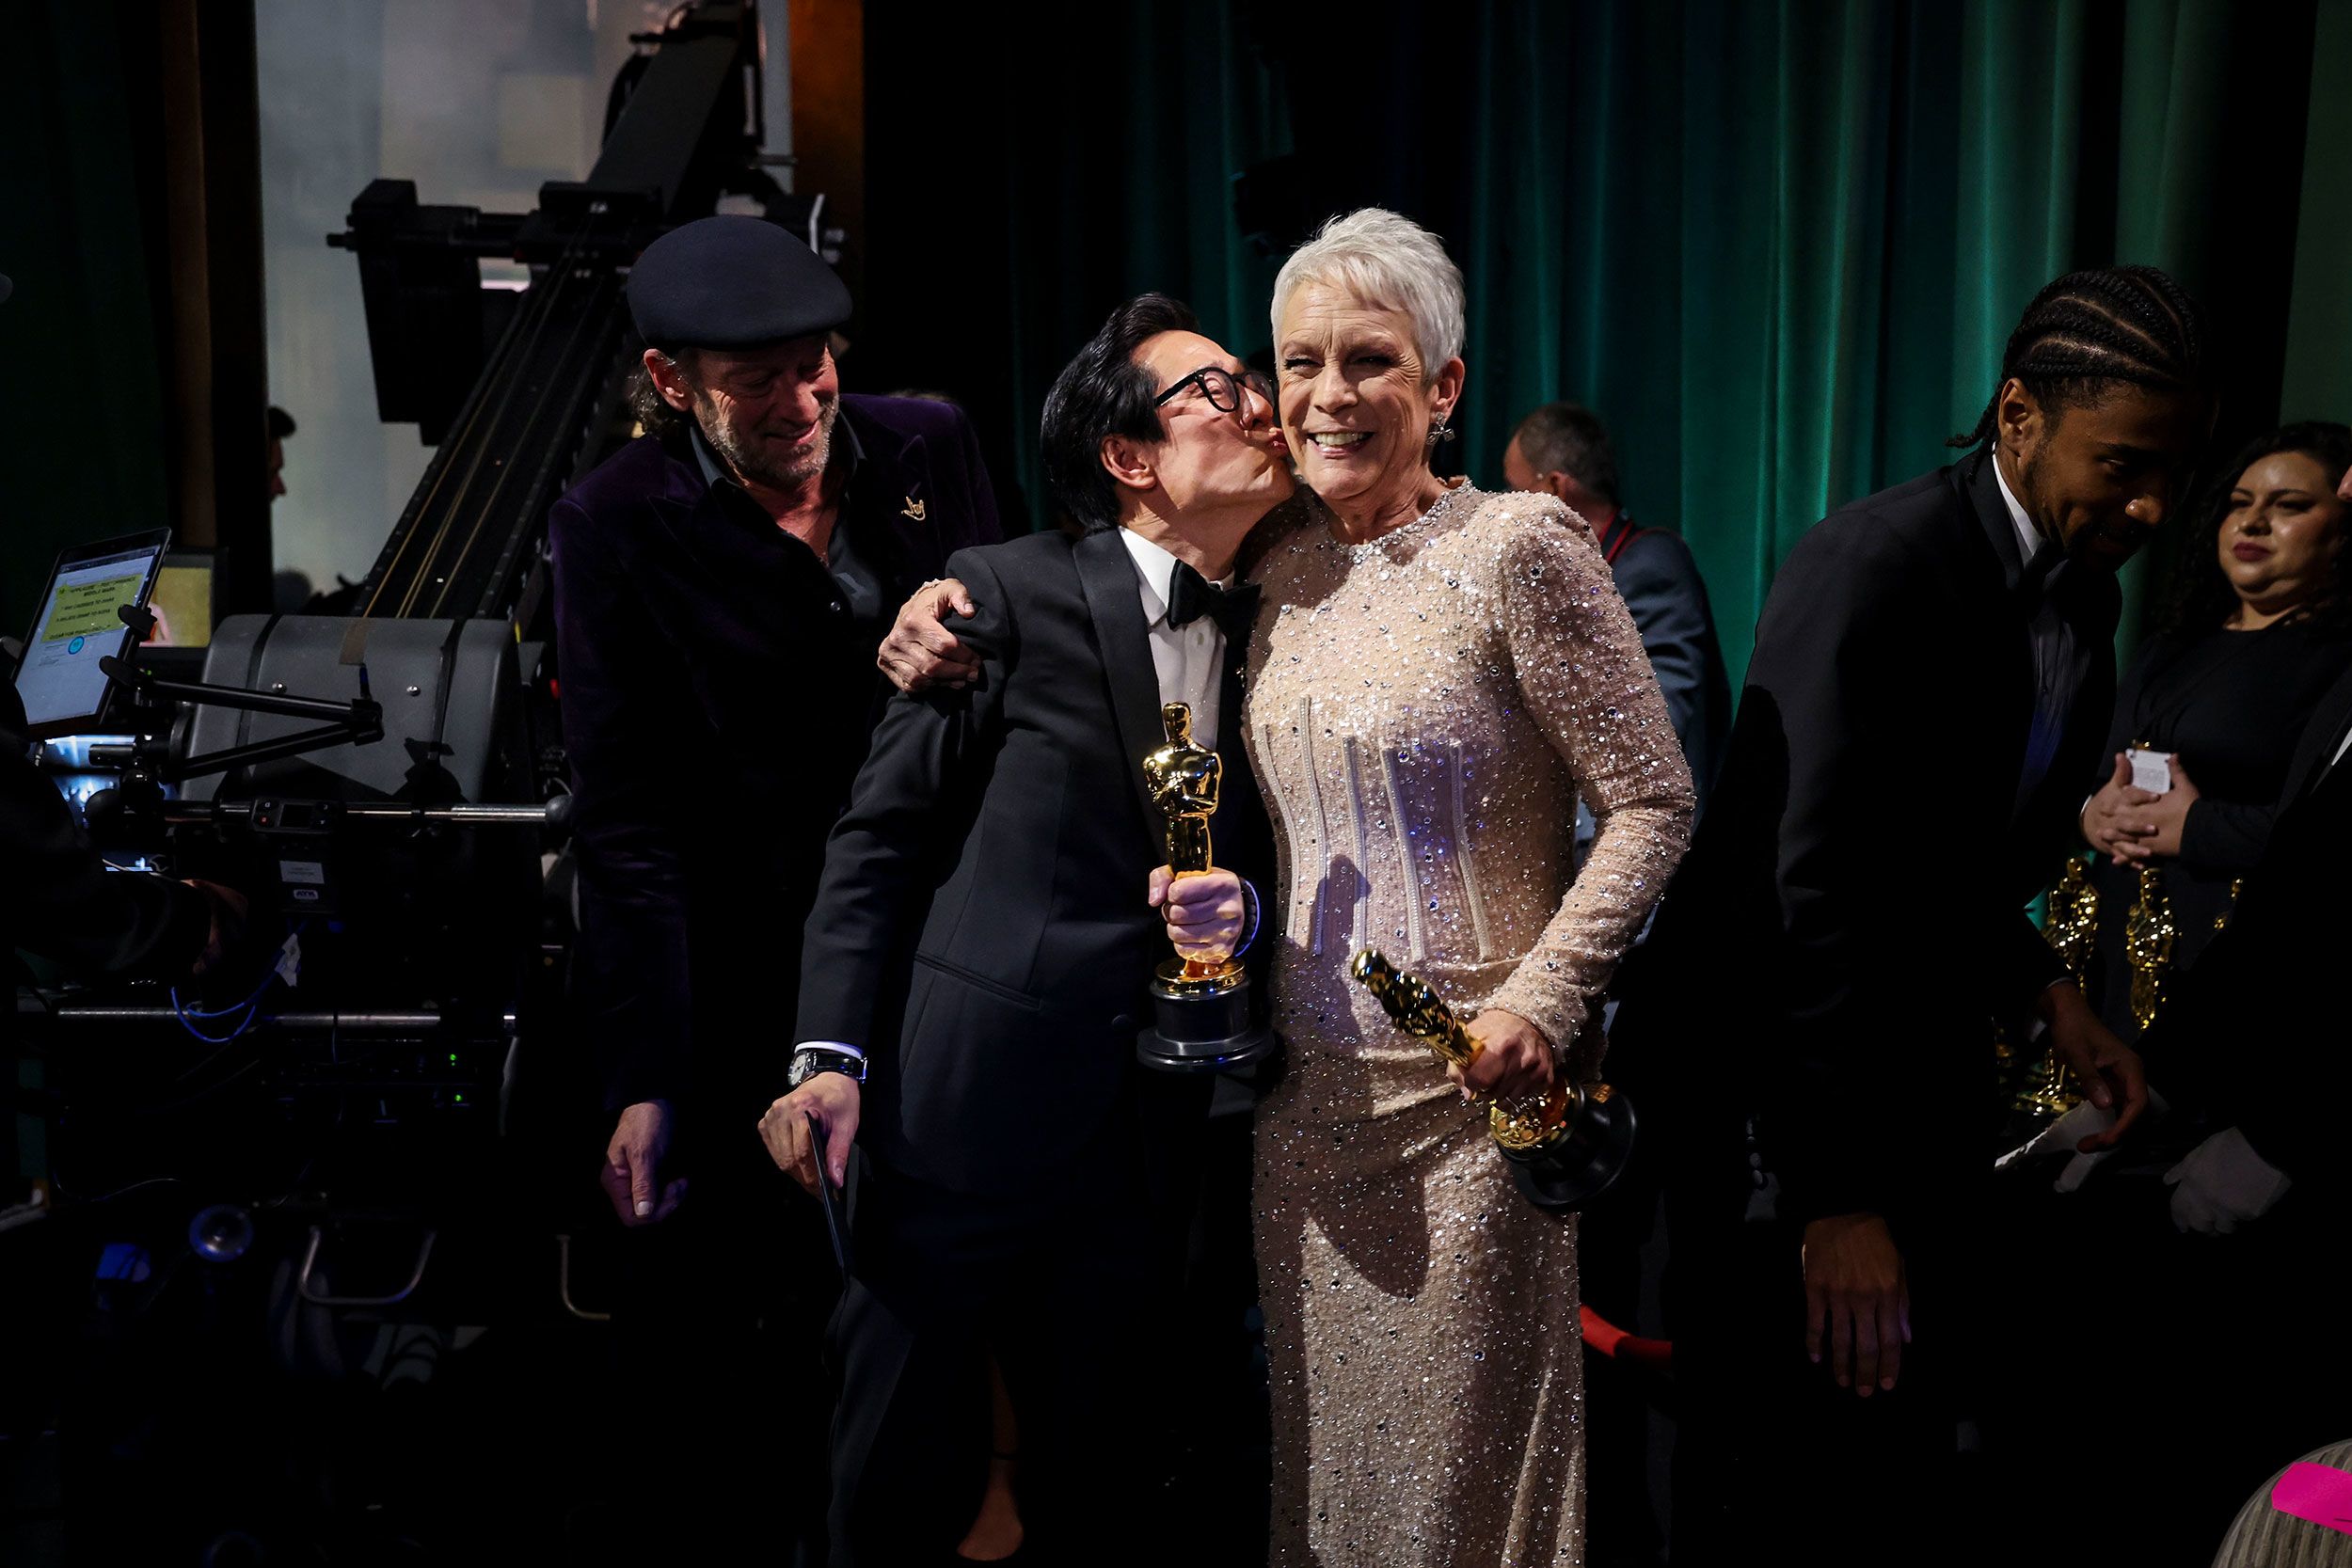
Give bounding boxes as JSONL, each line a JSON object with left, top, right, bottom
{"left": 2164, "top": 1126, "right": 2292, "bottom": 1235}
{"left": 1994, "top": 1087, "right": 2169, "bottom": 1194}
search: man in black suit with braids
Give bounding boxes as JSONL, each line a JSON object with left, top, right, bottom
{"left": 1634, "top": 265, "right": 2217, "bottom": 1565}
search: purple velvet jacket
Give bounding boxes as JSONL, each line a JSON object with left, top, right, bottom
{"left": 549, "top": 394, "right": 1001, "bottom": 1125}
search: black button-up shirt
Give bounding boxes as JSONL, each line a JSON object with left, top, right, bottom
{"left": 688, "top": 418, "right": 886, "bottom": 625}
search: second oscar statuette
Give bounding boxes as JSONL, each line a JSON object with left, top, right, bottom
{"left": 1350, "top": 949, "right": 1637, "bottom": 1212}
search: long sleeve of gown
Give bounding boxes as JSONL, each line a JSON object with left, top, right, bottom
{"left": 1483, "top": 511, "right": 1694, "bottom": 1069}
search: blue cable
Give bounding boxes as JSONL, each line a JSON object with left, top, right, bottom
{"left": 169, "top": 920, "right": 308, "bottom": 1043}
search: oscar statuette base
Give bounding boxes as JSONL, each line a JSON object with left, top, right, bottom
{"left": 1502, "top": 1085, "right": 1639, "bottom": 1212}
{"left": 1135, "top": 958, "right": 1276, "bottom": 1074}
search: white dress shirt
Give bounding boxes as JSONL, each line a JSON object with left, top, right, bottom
{"left": 1993, "top": 456, "right": 2078, "bottom": 815}
{"left": 1120, "top": 528, "right": 1232, "bottom": 749}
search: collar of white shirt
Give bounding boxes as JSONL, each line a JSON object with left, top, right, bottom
{"left": 1990, "top": 453, "right": 2047, "bottom": 573}
{"left": 1120, "top": 528, "right": 1232, "bottom": 622}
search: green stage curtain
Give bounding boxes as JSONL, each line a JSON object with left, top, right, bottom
{"left": 0, "top": 2, "right": 176, "bottom": 636}
{"left": 862, "top": 0, "right": 2348, "bottom": 686}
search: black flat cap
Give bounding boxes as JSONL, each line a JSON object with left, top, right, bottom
{"left": 628, "top": 215, "right": 850, "bottom": 351}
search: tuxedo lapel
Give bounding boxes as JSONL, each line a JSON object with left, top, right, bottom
{"left": 1949, "top": 460, "right": 2041, "bottom": 783}
{"left": 1074, "top": 528, "right": 1171, "bottom": 853}
{"left": 1215, "top": 641, "right": 1272, "bottom": 877}
{"left": 2283, "top": 666, "right": 2352, "bottom": 805}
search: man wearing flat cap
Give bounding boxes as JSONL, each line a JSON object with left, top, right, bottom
{"left": 548, "top": 215, "right": 1000, "bottom": 1543}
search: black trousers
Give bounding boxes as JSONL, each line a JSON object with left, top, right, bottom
{"left": 829, "top": 1080, "right": 1212, "bottom": 1568}
{"left": 609, "top": 1106, "right": 836, "bottom": 1563}
{"left": 1670, "top": 1160, "right": 1986, "bottom": 1568}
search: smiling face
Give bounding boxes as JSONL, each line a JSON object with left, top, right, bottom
{"left": 1275, "top": 281, "right": 1463, "bottom": 515}
{"left": 1119, "top": 328, "right": 1293, "bottom": 534}
{"left": 2216, "top": 448, "right": 2346, "bottom": 616}
{"left": 651, "top": 334, "right": 839, "bottom": 490}
{"left": 1999, "top": 379, "right": 2210, "bottom": 573}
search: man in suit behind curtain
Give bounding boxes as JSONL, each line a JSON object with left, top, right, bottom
{"left": 757, "top": 294, "right": 1290, "bottom": 1567}
{"left": 1631, "top": 266, "right": 2216, "bottom": 1566}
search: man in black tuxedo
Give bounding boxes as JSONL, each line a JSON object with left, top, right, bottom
{"left": 758, "top": 294, "right": 1288, "bottom": 1567}
{"left": 547, "top": 216, "right": 998, "bottom": 1547}
{"left": 1635, "top": 266, "right": 2214, "bottom": 1565}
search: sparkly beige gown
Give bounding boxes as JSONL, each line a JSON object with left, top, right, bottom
{"left": 1243, "top": 486, "right": 1694, "bottom": 1566}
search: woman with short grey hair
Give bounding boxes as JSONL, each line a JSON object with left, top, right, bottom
{"left": 1243, "top": 208, "right": 1693, "bottom": 1565}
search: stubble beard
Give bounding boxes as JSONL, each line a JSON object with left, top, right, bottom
{"left": 2014, "top": 448, "right": 2065, "bottom": 556}
{"left": 699, "top": 393, "right": 837, "bottom": 492}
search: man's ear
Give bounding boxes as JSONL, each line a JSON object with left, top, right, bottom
{"left": 1995, "top": 376, "right": 2043, "bottom": 460}
{"left": 1100, "top": 432, "right": 1157, "bottom": 496}
{"left": 643, "top": 348, "right": 695, "bottom": 415}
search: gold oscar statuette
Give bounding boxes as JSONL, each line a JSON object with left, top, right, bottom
{"left": 1143, "top": 701, "right": 1241, "bottom": 990}
{"left": 1134, "top": 702, "right": 1274, "bottom": 1072}
{"left": 1349, "top": 948, "right": 1637, "bottom": 1212}
{"left": 2014, "top": 854, "right": 2099, "bottom": 1119}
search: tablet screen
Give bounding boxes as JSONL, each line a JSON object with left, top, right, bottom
{"left": 14, "top": 537, "right": 168, "bottom": 733}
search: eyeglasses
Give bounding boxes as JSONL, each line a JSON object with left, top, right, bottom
{"left": 1154, "top": 365, "right": 1275, "bottom": 416}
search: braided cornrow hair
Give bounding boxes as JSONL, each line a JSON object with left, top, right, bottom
{"left": 1948, "top": 264, "right": 2211, "bottom": 449}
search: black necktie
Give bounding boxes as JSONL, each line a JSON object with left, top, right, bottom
{"left": 1166, "top": 562, "right": 1261, "bottom": 641}
{"left": 2017, "top": 543, "right": 2070, "bottom": 607}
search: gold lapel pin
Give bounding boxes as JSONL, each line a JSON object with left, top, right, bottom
{"left": 901, "top": 496, "right": 927, "bottom": 521}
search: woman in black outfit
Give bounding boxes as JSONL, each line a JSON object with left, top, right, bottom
{"left": 2076, "top": 421, "right": 2352, "bottom": 1037}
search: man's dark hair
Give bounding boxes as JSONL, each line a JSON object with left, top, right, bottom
{"left": 1512, "top": 402, "right": 1619, "bottom": 506}
{"left": 1041, "top": 293, "right": 1200, "bottom": 534}
{"left": 266, "top": 404, "right": 296, "bottom": 441}
{"left": 2156, "top": 420, "right": 2352, "bottom": 639}
{"left": 1950, "top": 265, "right": 2210, "bottom": 449}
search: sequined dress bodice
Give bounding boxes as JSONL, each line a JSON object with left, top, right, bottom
{"left": 1244, "top": 486, "right": 1692, "bottom": 1567}
{"left": 1244, "top": 486, "right": 1692, "bottom": 1093}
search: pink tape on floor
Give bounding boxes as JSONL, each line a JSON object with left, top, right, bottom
{"left": 2271, "top": 1462, "right": 2352, "bottom": 1537}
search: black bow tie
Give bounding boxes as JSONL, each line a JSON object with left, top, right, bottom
{"left": 1166, "top": 562, "right": 1261, "bottom": 640}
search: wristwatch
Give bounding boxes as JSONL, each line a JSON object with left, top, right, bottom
{"left": 787, "top": 1046, "right": 867, "bottom": 1090}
